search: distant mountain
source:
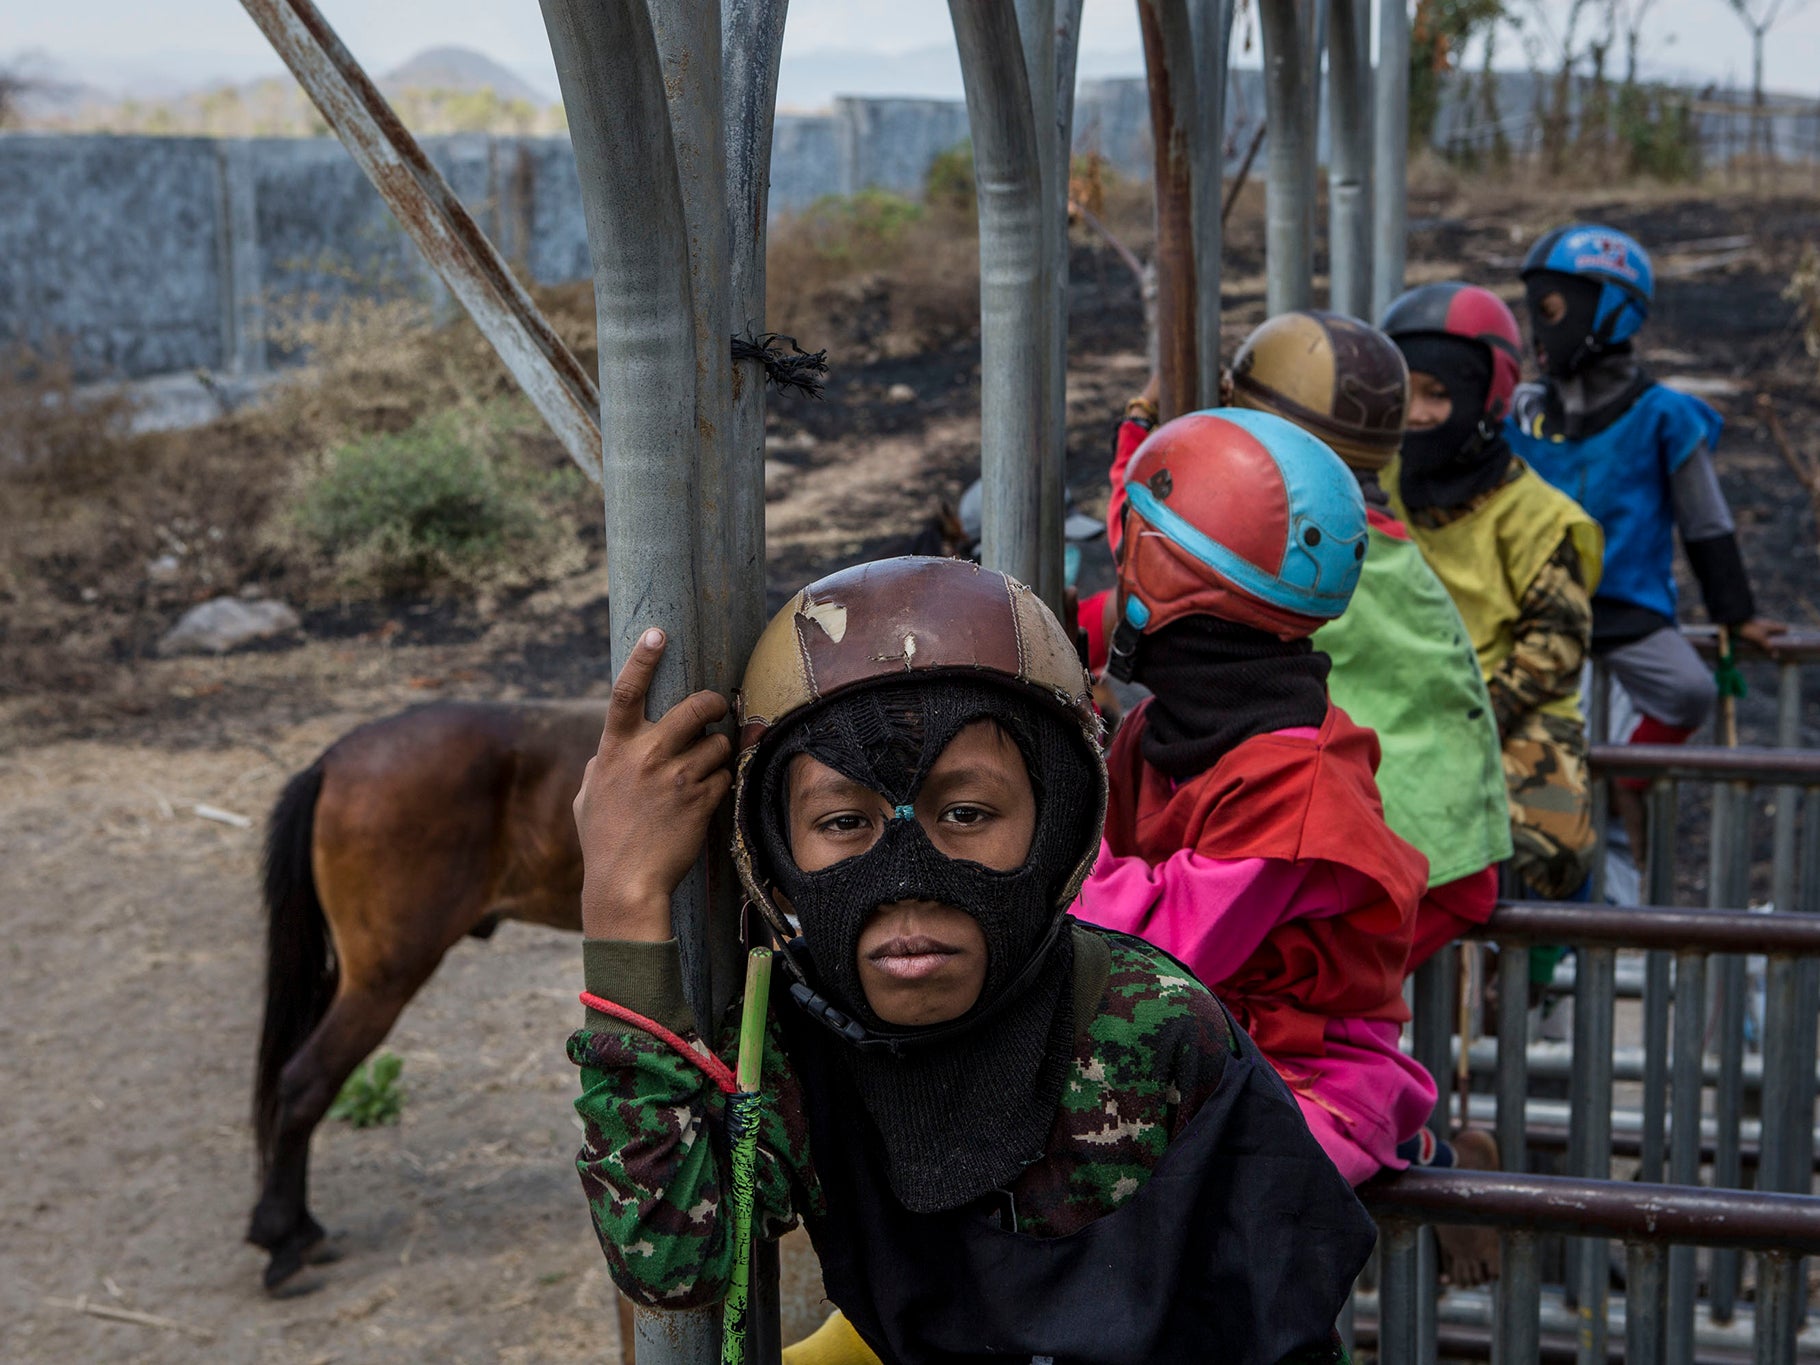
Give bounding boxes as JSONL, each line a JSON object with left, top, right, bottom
{"left": 380, "top": 47, "right": 553, "bottom": 106}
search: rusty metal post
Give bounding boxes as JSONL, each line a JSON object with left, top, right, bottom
{"left": 239, "top": 0, "right": 603, "bottom": 483}
{"left": 1138, "top": 0, "right": 1198, "bottom": 419}
{"left": 1370, "top": 0, "right": 1411, "bottom": 322}
{"left": 952, "top": 0, "right": 1067, "bottom": 613}
{"left": 1325, "top": 0, "right": 1373, "bottom": 317}
{"left": 1259, "top": 0, "right": 1318, "bottom": 315}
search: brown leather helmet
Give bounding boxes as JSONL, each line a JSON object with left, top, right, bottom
{"left": 1228, "top": 310, "right": 1410, "bottom": 471}
{"left": 731, "top": 556, "right": 1105, "bottom": 945}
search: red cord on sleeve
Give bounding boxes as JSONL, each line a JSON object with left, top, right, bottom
{"left": 580, "top": 991, "right": 739, "bottom": 1095}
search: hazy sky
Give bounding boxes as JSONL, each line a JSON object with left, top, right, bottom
{"left": 11, "top": 0, "right": 1820, "bottom": 103}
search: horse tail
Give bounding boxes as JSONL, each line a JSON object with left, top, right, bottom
{"left": 254, "top": 761, "right": 335, "bottom": 1172}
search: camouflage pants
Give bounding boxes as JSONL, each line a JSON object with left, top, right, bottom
{"left": 1502, "top": 710, "right": 1596, "bottom": 900}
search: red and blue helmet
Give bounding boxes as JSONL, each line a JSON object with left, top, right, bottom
{"left": 1114, "top": 408, "right": 1367, "bottom": 643}
{"left": 1379, "top": 282, "right": 1524, "bottom": 425}
{"left": 1521, "top": 223, "right": 1653, "bottom": 348}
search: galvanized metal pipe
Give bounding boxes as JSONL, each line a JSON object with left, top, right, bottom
{"left": 951, "top": 0, "right": 1065, "bottom": 612}
{"left": 1413, "top": 947, "right": 1455, "bottom": 1137}
{"left": 240, "top": 0, "right": 603, "bottom": 483}
{"left": 1494, "top": 1228, "right": 1540, "bottom": 1365}
{"left": 1187, "top": 0, "right": 1235, "bottom": 405}
{"left": 1369, "top": 0, "right": 1410, "bottom": 322}
{"left": 1569, "top": 944, "right": 1616, "bottom": 1364}
{"left": 1495, "top": 944, "right": 1530, "bottom": 1175}
{"left": 1667, "top": 946, "right": 1710, "bottom": 1365}
{"left": 1771, "top": 664, "right": 1802, "bottom": 915}
{"left": 1626, "top": 1240, "right": 1669, "bottom": 1365}
{"left": 721, "top": 0, "right": 789, "bottom": 672}
{"left": 1710, "top": 784, "right": 1752, "bottom": 1322}
{"left": 1259, "top": 0, "right": 1318, "bottom": 314}
{"left": 1478, "top": 901, "right": 1820, "bottom": 955}
{"left": 1325, "top": 0, "right": 1373, "bottom": 317}
{"left": 1754, "top": 1251, "right": 1801, "bottom": 1365}
{"left": 1378, "top": 1219, "right": 1421, "bottom": 1364}
{"left": 1590, "top": 659, "right": 1613, "bottom": 902}
{"left": 1642, "top": 779, "right": 1679, "bottom": 1184}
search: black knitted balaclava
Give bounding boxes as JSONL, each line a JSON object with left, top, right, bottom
{"left": 1524, "top": 269, "right": 1605, "bottom": 379}
{"left": 1396, "top": 333, "right": 1512, "bottom": 512}
{"left": 750, "top": 677, "right": 1096, "bottom": 1213}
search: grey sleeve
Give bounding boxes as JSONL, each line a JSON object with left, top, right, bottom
{"left": 1670, "top": 445, "right": 1735, "bottom": 543}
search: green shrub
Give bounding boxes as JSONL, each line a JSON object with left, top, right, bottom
{"left": 792, "top": 189, "right": 926, "bottom": 270}
{"left": 330, "top": 1052, "right": 404, "bottom": 1128}
{"left": 284, "top": 404, "right": 586, "bottom": 596}
{"left": 924, "top": 140, "right": 977, "bottom": 217}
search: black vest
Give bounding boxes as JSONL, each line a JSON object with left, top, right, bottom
{"left": 778, "top": 1003, "right": 1376, "bottom": 1365}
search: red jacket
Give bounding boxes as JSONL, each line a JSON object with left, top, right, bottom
{"left": 1102, "top": 700, "right": 1427, "bottom": 1058}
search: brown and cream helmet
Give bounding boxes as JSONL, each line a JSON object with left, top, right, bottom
{"left": 1228, "top": 310, "right": 1410, "bottom": 471}
{"left": 731, "top": 555, "right": 1106, "bottom": 951}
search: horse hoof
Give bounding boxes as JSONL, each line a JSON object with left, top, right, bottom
{"left": 262, "top": 1226, "right": 337, "bottom": 1295}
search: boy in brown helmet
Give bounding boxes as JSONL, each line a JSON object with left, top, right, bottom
{"left": 568, "top": 557, "right": 1372, "bottom": 1364}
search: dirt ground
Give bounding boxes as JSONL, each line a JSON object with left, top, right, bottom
{"left": 4, "top": 182, "right": 1820, "bottom": 1362}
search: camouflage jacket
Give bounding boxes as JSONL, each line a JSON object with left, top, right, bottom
{"left": 568, "top": 929, "right": 1349, "bottom": 1362}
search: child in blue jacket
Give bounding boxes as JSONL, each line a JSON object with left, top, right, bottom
{"left": 1507, "top": 224, "right": 1784, "bottom": 854}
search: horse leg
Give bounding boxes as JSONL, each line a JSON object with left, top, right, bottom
{"left": 250, "top": 963, "right": 441, "bottom": 1292}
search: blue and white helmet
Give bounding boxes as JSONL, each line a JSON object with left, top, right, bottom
{"left": 1520, "top": 224, "right": 1653, "bottom": 348}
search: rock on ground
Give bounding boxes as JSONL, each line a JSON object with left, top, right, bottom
{"left": 157, "top": 596, "right": 301, "bottom": 657}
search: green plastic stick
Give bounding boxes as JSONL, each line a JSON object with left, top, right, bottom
{"left": 720, "top": 948, "right": 773, "bottom": 1365}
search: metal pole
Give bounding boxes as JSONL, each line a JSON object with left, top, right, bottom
{"left": 1378, "top": 1219, "right": 1421, "bottom": 1364}
{"left": 1259, "top": 0, "right": 1318, "bottom": 314}
{"left": 1369, "top": 0, "right": 1410, "bottom": 322}
{"left": 1667, "top": 947, "right": 1709, "bottom": 1365}
{"left": 1626, "top": 1240, "right": 1669, "bottom": 1365}
{"left": 721, "top": 0, "right": 789, "bottom": 673}
{"left": 1326, "top": 0, "right": 1373, "bottom": 317}
{"left": 1494, "top": 1228, "right": 1541, "bottom": 1365}
{"left": 1641, "top": 778, "right": 1679, "bottom": 1184}
{"left": 537, "top": 2, "right": 751, "bottom": 1346}
{"left": 239, "top": 0, "right": 603, "bottom": 483}
{"left": 1496, "top": 943, "right": 1531, "bottom": 1175}
{"left": 952, "top": 0, "right": 1065, "bottom": 613}
{"left": 1754, "top": 1250, "right": 1801, "bottom": 1365}
{"left": 1710, "top": 782, "right": 1752, "bottom": 1322}
{"left": 1017, "top": 0, "right": 1083, "bottom": 618}
{"left": 1771, "top": 664, "right": 1802, "bottom": 914}
{"left": 1187, "top": 0, "right": 1236, "bottom": 406}
{"left": 1137, "top": 0, "right": 1200, "bottom": 418}
{"left": 1414, "top": 948, "right": 1455, "bottom": 1136}
{"left": 1569, "top": 945, "right": 1616, "bottom": 1365}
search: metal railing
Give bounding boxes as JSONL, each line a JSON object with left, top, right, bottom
{"left": 1397, "top": 894, "right": 1820, "bottom": 1363}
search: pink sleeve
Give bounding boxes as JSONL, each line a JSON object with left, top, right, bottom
{"left": 1071, "top": 840, "right": 1321, "bottom": 986}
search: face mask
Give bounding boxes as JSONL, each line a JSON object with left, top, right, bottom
{"left": 1393, "top": 333, "right": 1511, "bottom": 512}
{"left": 1525, "top": 270, "right": 1604, "bottom": 378}
{"left": 748, "top": 678, "right": 1097, "bottom": 1213}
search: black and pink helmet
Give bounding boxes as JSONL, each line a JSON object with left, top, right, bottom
{"left": 1380, "top": 283, "right": 1523, "bottom": 425}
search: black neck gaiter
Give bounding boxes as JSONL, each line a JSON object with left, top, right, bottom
{"left": 1132, "top": 616, "right": 1331, "bottom": 780}
{"left": 1396, "top": 333, "right": 1512, "bottom": 512}
{"left": 1537, "top": 346, "right": 1651, "bottom": 441}
{"left": 750, "top": 679, "right": 1096, "bottom": 1213}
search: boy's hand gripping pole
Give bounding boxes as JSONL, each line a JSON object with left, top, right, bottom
{"left": 720, "top": 947, "right": 774, "bottom": 1365}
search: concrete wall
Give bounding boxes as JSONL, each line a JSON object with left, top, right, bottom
{"left": 8, "top": 73, "right": 1801, "bottom": 383}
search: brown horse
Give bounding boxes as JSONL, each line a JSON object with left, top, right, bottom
{"left": 248, "top": 699, "right": 605, "bottom": 1292}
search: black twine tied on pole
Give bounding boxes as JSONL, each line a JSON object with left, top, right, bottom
{"left": 731, "top": 330, "right": 828, "bottom": 399}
